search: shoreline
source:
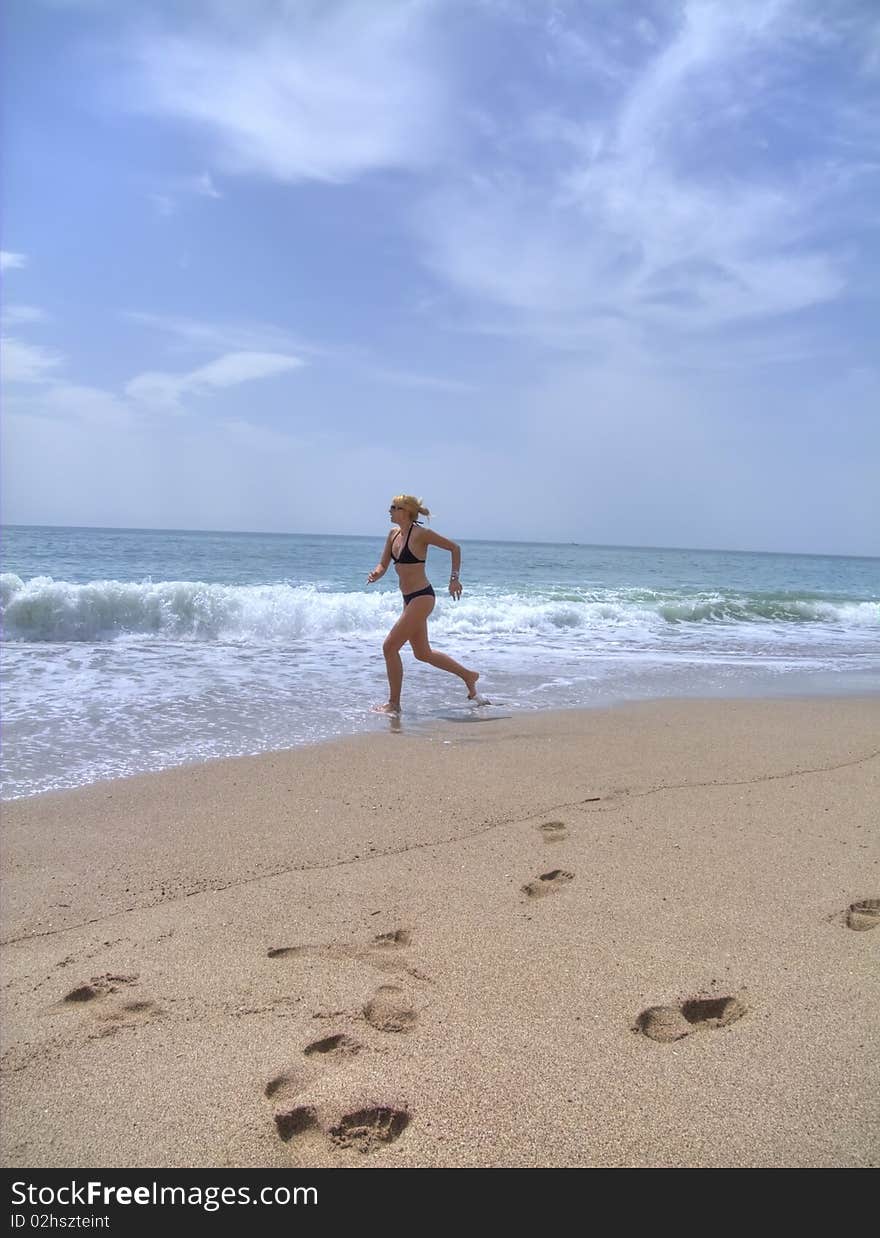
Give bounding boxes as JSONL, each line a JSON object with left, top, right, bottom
{"left": 2, "top": 694, "right": 878, "bottom": 1167}
{"left": 5, "top": 678, "right": 880, "bottom": 805}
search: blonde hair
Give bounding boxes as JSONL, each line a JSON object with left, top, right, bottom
{"left": 392, "top": 494, "right": 431, "bottom": 522}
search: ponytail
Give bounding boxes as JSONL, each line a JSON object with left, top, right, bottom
{"left": 393, "top": 494, "right": 431, "bottom": 523}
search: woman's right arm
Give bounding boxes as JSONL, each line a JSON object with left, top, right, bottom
{"left": 366, "top": 531, "right": 394, "bottom": 584}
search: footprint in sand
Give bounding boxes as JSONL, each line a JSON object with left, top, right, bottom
{"left": 538, "top": 821, "right": 567, "bottom": 843}
{"left": 635, "top": 995, "right": 747, "bottom": 1043}
{"left": 328, "top": 1106, "right": 410, "bottom": 1152}
{"left": 522, "top": 869, "right": 574, "bottom": 898}
{"left": 268, "top": 929, "right": 425, "bottom": 981}
{"left": 61, "top": 973, "right": 161, "bottom": 1035}
{"left": 63, "top": 973, "right": 139, "bottom": 1003}
{"left": 273, "top": 1104, "right": 325, "bottom": 1150}
{"left": 264, "top": 1069, "right": 312, "bottom": 1108}
{"left": 363, "top": 985, "right": 417, "bottom": 1033}
{"left": 845, "top": 898, "right": 880, "bottom": 931}
{"left": 373, "top": 929, "right": 412, "bottom": 947}
{"left": 267, "top": 928, "right": 413, "bottom": 963}
{"left": 264, "top": 1033, "right": 364, "bottom": 1114}
{"left": 264, "top": 1040, "right": 408, "bottom": 1157}
{"left": 273, "top": 1103, "right": 409, "bottom": 1154}
{"left": 303, "top": 1033, "right": 363, "bottom": 1059}
{"left": 262, "top": 949, "right": 417, "bottom": 1154}
{"left": 92, "top": 998, "right": 161, "bottom": 1036}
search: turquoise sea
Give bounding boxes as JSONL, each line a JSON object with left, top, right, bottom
{"left": 2, "top": 524, "right": 878, "bottom": 799}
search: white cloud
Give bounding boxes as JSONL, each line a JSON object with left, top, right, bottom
{"left": 192, "top": 171, "right": 221, "bottom": 198}
{"left": 188, "top": 351, "right": 303, "bottom": 387}
{"left": 3, "top": 313, "right": 304, "bottom": 428}
{"left": 1, "top": 337, "right": 65, "bottom": 382}
{"left": 3, "top": 305, "right": 49, "bottom": 326}
{"left": 417, "top": 0, "right": 871, "bottom": 340}
{"left": 124, "top": 349, "right": 303, "bottom": 411}
{"left": 125, "top": 311, "right": 319, "bottom": 357}
{"left": 124, "top": 1, "right": 450, "bottom": 183}
{"left": 126, "top": 310, "right": 473, "bottom": 393}
{"left": 108, "top": 1, "right": 870, "bottom": 342}
{"left": 1, "top": 251, "right": 27, "bottom": 271}
{"left": 612, "top": 0, "right": 788, "bottom": 156}
{"left": 39, "top": 383, "right": 136, "bottom": 428}
{"left": 146, "top": 170, "right": 222, "bottom": 216}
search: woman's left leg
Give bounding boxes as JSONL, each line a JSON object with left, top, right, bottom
{"left": 408, "top": 599, "right": 481, "bottom": 698}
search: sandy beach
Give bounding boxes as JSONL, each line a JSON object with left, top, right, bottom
{"left": 1, "top": 695, "right": 878, "bottom": 1169}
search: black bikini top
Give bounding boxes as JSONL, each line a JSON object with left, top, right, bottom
{"left": 390, "top": 522, "right": 426, "bottom": 564}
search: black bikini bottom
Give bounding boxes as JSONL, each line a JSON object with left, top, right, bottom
{"left": 403, "top": 584, "right": 435, "bottom": 606}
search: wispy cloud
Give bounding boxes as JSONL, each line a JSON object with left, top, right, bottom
{"left": 5, "top": 0, "right": 878, "bottom": 552}
{"left": 3, "top": 303, "right": 304, "bottom": 425}
{"left": 1, "top": 337, "right": 65, "bottom": 382}
{"left": 416, "top": 0, "right": 877, "bottom": 343}
{"left": 1, "top": 251, "right": 27, "bottom": 272}
{"left": 122, "top": 0, "right": 450, "bottom": 183}
{"left": 124, "top": 311, "right": 466, "bottom": 391}
{"left": 97, "top": 1, "right": 879, "bottom": 351}
{"left": 125, "top": 311, "right": 319, "bottom": 357}
{"left": 362, "top": 365, "right": 477, "bottom": 394}
{"left": 124, "top": 350, "right": 304, "bottom": 411}
{"left": 146, "top": 170, "right": 222, "bottom": 216}
{"left": 26, "top": 382, "right": 136, "bottom": 428}
{"left": 191, "top": 171, "right": 221, "bottom": 199}
{"left": 3, "top": 305, "right": 49, "bottom": 327}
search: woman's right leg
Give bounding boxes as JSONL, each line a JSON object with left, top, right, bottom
{"left": 378, "top": 606, "right": 413, "bottom": 711}
{"left": 377, "top": 596, "right": 435, "bottom": 712}
{"left": 381, "top": 641, "right": 404, "bottom": 711}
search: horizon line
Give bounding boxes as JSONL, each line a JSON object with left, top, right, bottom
{"left": 2, "top": 522, "right": 878, "bottom": 562}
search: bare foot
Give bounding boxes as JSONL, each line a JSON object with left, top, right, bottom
{"left": 371, "top": 702, "right": 401, "bottom": 715}
{"left": 464, "top": 671, "right": 480, "bottom": 700}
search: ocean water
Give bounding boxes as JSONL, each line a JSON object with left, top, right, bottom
{"left": 1, "top": 524, "right": 878, "bottom": 800}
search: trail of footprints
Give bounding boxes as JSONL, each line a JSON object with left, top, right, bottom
{"left": 526, "top": 819, "right": 879, "bottom": 1048}
{"left": 261, "top": 814, "right": 880, "bottom": 1155}
{"left": 263, "top": 928, "right": 418, "bottom": 1157}
{"left": 262, "top": 822, "right": 584, "bottom": 1158}
{"left": 526, "top": 821, "right": 578, "bottom": 895}
{"left": 263, "top": 1031, "right": 412, "bottom": 1157}
{"left": 49, "top": 807, "right": 876, "bottom": 1158}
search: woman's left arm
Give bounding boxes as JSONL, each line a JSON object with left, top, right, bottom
{"left": 421, "top": 529, "right": 463, "bottom": 599}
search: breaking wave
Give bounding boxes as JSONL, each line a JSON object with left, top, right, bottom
{"left": 2, "top": 573, "right": 876, "bottom": 643}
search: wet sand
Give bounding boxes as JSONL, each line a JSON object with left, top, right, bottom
{"left": 1, "top": 695, "right": 878, "bottom": 1168}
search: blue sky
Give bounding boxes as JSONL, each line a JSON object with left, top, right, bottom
{"left": 2, "top": 0, "right": 878, "bottom": 554}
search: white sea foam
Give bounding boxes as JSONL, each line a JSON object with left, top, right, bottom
{"left": 2, "top": 548, "right": 877, "bottom": 799}
{"left": 2, "top": 574, "right": 876, "bottom": 643}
